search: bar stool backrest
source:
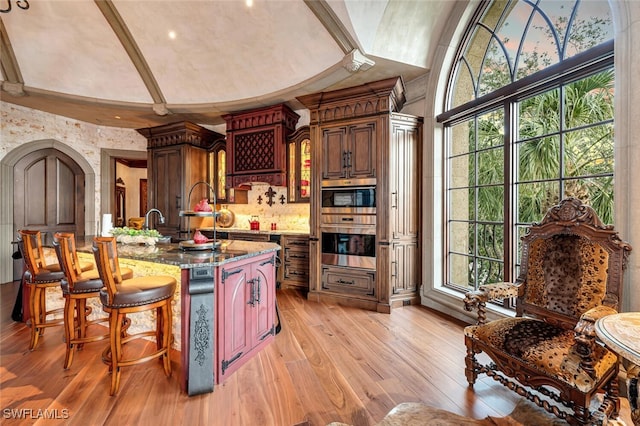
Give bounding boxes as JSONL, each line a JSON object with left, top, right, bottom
{"left": 53, "top": 232, "right": 82, "bottom": 287}
{"left": 18, "top": 230, "right": 47, "bottom": 276}
{"left": 92, "top": 237, "right": 124, "bottom": 305}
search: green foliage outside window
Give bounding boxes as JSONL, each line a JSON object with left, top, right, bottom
{"left": 444, "top": 0, "right": 614, "bottom": 292}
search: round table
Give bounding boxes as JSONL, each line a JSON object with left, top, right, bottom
{"left": 595, "top": 312, "right": 640, "bottom": 423}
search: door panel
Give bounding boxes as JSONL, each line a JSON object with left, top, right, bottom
{"left": 57, "top": 158, "right": 77, "bottom": 225}
{"left": 24, "top": 157, "right": 47, "bottom": 226}
{"left": 14, "top": 148, "right": 85, "bottom": 239}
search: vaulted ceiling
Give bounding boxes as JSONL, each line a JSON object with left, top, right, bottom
{"left": 0, "top": 0, "right": 456, "bottom": 129}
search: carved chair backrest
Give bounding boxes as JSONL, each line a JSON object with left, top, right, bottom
{"left": 515, "top": 198, "right": 631, "bottom": 329}
{"left": 92, "top": 237, "right": 124, "bottom": 305}
{"left": 53, "top": 232, "right": 82, "bottom": 287}
{"left": 17, "top": 229, "right": 48, "bottom": 276}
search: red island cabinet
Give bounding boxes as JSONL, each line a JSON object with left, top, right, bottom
{"left": 216, "top": 251, "right": 277, "bottom": 383}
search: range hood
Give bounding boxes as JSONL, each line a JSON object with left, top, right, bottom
{"left": 223, "top": 104, "right": 300, "bottom": 188}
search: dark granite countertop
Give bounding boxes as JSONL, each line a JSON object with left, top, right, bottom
{"left": 75, "top": 236, "right": 280, "bottom": 269}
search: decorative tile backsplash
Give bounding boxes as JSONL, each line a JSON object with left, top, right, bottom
{"left": 219, "top": 183, "right": 310, "bottom": 232}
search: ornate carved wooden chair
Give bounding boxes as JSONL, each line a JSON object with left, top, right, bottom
{"left": 463, "top": 198, "right": 632, "bottom": 425}
{"left": 53, "top": 232, "right": 134, "bottom": 369}
{"left": 92, "top": 236, "right": 176, "bottom": 395}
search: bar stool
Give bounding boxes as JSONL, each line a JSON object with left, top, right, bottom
{"left": 17, "top": 230, "right": 65, "bottom": 350}
{"left": 53, "top": 232, "right": 134, "bottom": 369}
{"left": 92, "top": 236, "right": 176, "bottom": 395}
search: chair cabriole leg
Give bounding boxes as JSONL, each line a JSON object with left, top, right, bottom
{"left": 29, "top": 285, "right": 41, "bottom": 350}
{"left": 63, "top": 296, "right": 75, "bottom": 369}
{"left": 162, "top": 303, "right": 172, "bottom": 377}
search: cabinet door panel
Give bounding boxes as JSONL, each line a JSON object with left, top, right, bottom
{"left": 217, "top": 264, "right": 252, "bottom": 380}
{"left": 391, "top": 241, "right": 419, "bottom": 294}
{"left": 151, "top": 148, "right": 182, "bottom": 235}
{"left": 349, "top": 123, "right": 376, "bottom": 179}
{"left": 321, "top": 127, "right": 348, "bottom": 180}
{"left": 390, "top": 122, "right": 420, "bottom": 238}
{"left": 252, "top": 255, "right": 276, "bottom": 343}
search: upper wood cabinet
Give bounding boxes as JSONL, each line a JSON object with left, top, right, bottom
{"left": 287, "top": 126, "right": 311, "bottom": 203}
{"left": 137, "top": 121, "right": 224, "bottom": 238}
{"left": 320, "top": 121, "right": 376, "bottom": 181}
{"left": 222, "top": 104, "right": 299, "bottom": 188}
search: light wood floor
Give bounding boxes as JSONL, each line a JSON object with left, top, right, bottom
{"left": 0, "top": 281, "right": 532, "bottom": 425}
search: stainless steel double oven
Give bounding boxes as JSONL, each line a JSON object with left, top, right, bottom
{"left": 320, "top": 178, "right": 376, "bottom": 270}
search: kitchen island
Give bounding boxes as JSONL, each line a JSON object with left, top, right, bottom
{"left": 73, "top": 238, "right": 280, "bottom": 396}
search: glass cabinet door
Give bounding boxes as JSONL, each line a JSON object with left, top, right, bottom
{"left": 287, "top": 126, "right": 311, "bottom": 203}
{"left": 209, "top": 141, "right": 227, "bottom": 203}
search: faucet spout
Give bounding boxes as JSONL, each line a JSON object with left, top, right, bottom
{"left": 144, "top": 208, "right": 165, "bottom": 230}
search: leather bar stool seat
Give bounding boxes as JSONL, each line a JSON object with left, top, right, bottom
{"left": 59, "top": 266, "right": 135, "bottom": 291}
{"left": 53, "top": 232, "right": 134, "bottom": 369}
{"left": 93, "top": 236, "right": 176, "bottom": 395}
{"left": 99, "top": 276, "right": 175, "bottom": 308}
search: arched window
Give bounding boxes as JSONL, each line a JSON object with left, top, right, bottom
{"left": 437, "top": 0, "right": 614, "bottom": 297}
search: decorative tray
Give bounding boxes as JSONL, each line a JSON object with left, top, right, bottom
{"left": 178, "top": 240, "right": 217, "bottom": 250}
{"left": 179, "top": 210, "right": 219, "bottom": 217}
{"left": 217, "top": 208, "right": 235, "bottom": 228}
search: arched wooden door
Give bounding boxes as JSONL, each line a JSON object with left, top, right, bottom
{"left": 13, "top": 148, "right": 85, "bottom": 241}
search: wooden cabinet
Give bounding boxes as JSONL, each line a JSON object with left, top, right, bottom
{"left": 216, "top": 252, "right": 276, "bottom": 383}
{"left": 138, "top": 122, "right": 224, "bottom": 239}
{"left": 390, "top": 240, "right": 420, "bottom": 296}
{"left": 321, "top": 265, "right": 375, "bottom": 298}
{"left": 223, "top": 104, "right": 299, "bottom": 188}
{"left": 287, "top": 126, "right": 311, "bottom": 203}
{"left": 281, "top": 235, "right": 309, "bottom": 289}
{"left": 384, "top": 115, "right": 422, "bottom": 302}
{"left": 321, "top": 121, "right": 376, "bottom": 181}
{"left": 298, "top": 77, "right": 423, "bottom": 312}
{"left": 227, "top": 232, "right": 270, "bottom": 242}
{"left": 147, "top": 145, "right": 200, "bottom": 237}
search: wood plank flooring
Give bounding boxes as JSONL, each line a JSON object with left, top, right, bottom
{"left": 1, "top": 281, "right": 523, "bottom": 426}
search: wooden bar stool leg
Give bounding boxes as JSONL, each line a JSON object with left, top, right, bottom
{"left": 76, "top": 298, "right": 87, "bottom": 347}
{"left": 155, "top": 306, "right": 163, "bottom": 353}
{"left": 162, "top": 303, "right": 172, "bottom": 377}
{"left": 109, "top": 310, "right": 125, "bottom": 396}
{"left": 29, "top": 286, "right": 42, "bottom": 350}
{"left": 38, "top": 287, "right": 47, "bottom": 336}
{"left": 63, "top": 296, "right": 76, "bottom": 369}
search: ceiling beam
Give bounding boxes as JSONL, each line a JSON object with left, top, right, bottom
{"left": 94, "top": 0, "right": 169, "bottom": 114}
{"left": 303, "top": 0, "right": 359, "bottom": 55}
{"left": 0, "top": 17, "right": 25, "bottom": 95}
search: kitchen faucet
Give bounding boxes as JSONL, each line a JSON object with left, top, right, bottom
{"left": 143, "top": 208, "right": 165, "bottom": 230}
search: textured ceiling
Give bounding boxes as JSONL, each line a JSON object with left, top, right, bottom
{"left": 0, "top": 0, "right": 454, "bottom": 129}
